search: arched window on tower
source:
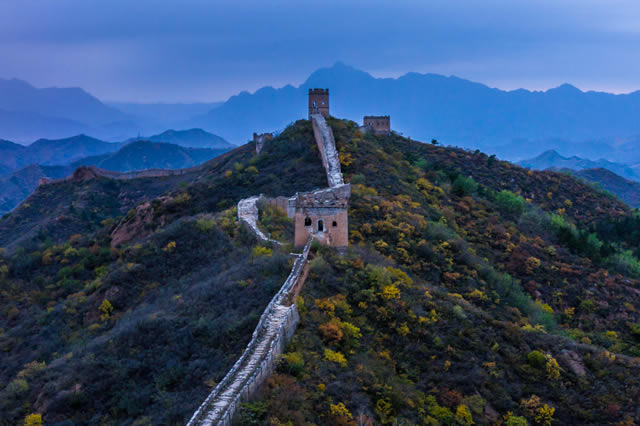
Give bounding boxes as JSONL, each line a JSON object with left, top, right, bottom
{"left": 317, "top": 219, "right": 324, "bottom": 232}
{"left": 304, "top": 217, "right": 312, "bottom": 227}
{"left": 332, "top": 221, "right": 337, "bottom": 227}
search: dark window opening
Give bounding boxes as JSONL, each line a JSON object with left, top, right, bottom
{"left": 332, "top": 221, "right": 337, "bottom": 227}
{"left": 318, "top": 220, "right": 324, "bottom": 232}
{"left": 304, "top": 217, "right": 311, "bottom": 226}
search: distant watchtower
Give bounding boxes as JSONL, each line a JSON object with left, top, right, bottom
{"left": 363, "top": 116, "right": 391, "bottom": 135}
{"left": 309, "top": 88, "right": 329, "bottom": 119}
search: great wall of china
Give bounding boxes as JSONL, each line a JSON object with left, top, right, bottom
{"left": 187, "top": 111, "right": 346, "bottom": 425}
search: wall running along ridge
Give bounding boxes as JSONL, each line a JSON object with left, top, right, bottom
{"left": 237, "top": 196, "right": 282, "bottom": 245}
{"left": 310, "top": 113, "right": 344, "bottom": 188}
{"left": 187, "top": 239, "right": 312, "bottom": 426}
{"left": 189, "top": 113, "right": 347, "bottom": 425}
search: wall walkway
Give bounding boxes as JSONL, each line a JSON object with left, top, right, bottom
{"left": 310, "top": 113, "right": 344, "bottom": 187}
{"left": 237, "top": 196, "right": 282, "bottom": 245}
{"left": 189, "top": 114, "right": 345, "bottom": 425}
{"left": 187, "top": 239, "right": 312, "bottom": 426}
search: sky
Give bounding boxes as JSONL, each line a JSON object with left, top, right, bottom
{"left": 1, "top": 0, "right": 640, "bottom": 102}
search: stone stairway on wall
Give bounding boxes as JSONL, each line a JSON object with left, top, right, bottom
{"left": 187, "top": 238, "right": 312, "bottom": 426}
{"left": 310, "top": 113, "right": 344, "bottom": 187}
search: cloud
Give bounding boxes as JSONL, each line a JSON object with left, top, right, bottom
{"left": 1, "top": 0, "right": 639, "bottom": 101}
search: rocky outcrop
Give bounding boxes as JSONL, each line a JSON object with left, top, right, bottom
{"left": 69, "top": 166, "right": 101, "bottom": 182}
{"left": 110, "top": 197, "right": 169, "bottom": 247}
{"left": 559, "top": 349, "right": 586, "bottom": 376}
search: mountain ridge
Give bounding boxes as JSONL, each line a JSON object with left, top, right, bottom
{"left": 190, "top": 63, "right": 640, "bottom": 160}
{"left": 519, "top": 149, "right": 640, "bottom": 181}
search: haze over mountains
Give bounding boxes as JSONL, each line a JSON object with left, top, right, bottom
{"left": 520, "top": 150, "right": 640, "bottom": 182}
{"left": 189, "top": 63, "right": 640, "bottom": 160}
{"left": 4, "top": 63, "right": 640, "bottom": 164}
{"left": 0, "top": 129, "right": 233, "bottom": 215}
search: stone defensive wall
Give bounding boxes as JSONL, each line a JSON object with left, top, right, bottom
{"left": 310, "top": 113, "right": 344, "bottom": 188}
{"left": 187, "top": 238, "right": 312, "bottom": 426}
{"left": 237, "top": 196, "right": 283, "bottom": 245}
{"left": 38, "top": 164, "right": 204, "bottom": 186}
{"left": 264, "top": 196, "right": 297, "bottom": 219}
{"left": 189, "top": 111, "right": 347, "bottom": 425}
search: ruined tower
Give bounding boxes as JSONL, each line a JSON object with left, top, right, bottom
{"left": 308, "top": 88, "right": 329, "bottom": 119}
{"left": 363, "top": 115, "right": 391, "bottom": 135}
{"left": 253, "top": 132, "right": 273, "bottom": 154}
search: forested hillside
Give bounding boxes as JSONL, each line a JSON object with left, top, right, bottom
{"left": 2, "top": 119, "right": 640, "bottom": 424}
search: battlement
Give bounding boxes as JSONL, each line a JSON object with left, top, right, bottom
{"left": 308, "top": 88, "right": 329, "bottom": 118}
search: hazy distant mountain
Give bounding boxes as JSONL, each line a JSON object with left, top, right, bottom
{"left": 0, "top": 107, "right": 91, "bottom": 143}
{"left": 0, "top": 139, "right": 27, "bottom": 172}
{"left": 0, "top": 129, "right": 231, "bottom": 176}
{"left": 28, "top": 135, "right": 121, "bottom": 166}
{"left": 143, "top": 128, "right": 234, "bottom": 149}
{"left": 191, "top": 62, "right": 640, "bottom": 157}
{"left": 519, "top": 150, "right": 640, "bottom": 181}
{"left": 0, "top": 78, "right": 127, "bottom": 125}
{"left": 0, "top": 139, "right": 230, "bottom": 215}
{"left": 0, "top": 164, "right": 72, "bottom": 214}
{"left": 572, "top": 168, "right": 640, "bottom": 208}
{"left": 73, "top": 140, "right": 229, "bottom": 172}
{"left": 109, "top": 102, "right": 223, "bottom": 129}
{"left": 0, "top": 134, "right": 118, "bottom": 172}
{"left": 0, "top": 79, "right": 142, "bottom": 142}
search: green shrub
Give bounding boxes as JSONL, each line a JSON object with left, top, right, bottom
{"left": 452, "top": 176, "right": 478, "bottom": 197}
{"left": 6, "top": 378, "right": 28, "bottom": 397}
{"left": 610, "top": 250, "right": 640, "bottom": 278}
{"left": 527, "top": 350, "right": 546, "bottom": 368}
{"left": 496, "top": 190, "right": 525, "bottom": 216}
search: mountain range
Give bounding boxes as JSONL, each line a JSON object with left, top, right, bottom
{"left": 127, "top": 128, "right": 233, "bottom": 150}
{"left": 74, "top": 140, "right": 228, "bottom": 172}
{"left": 189, "top": 62, "right": 640, "bottom": 160}
{"left": 519, "top": 150, "right": 640, "bottom": 182}
{"left": 0, "top": 78, "right": 136, "bottom": 142}
{"left": 5, "top": 64, "right": 640, "bottom": 164}
{"left": 572, "top": 168, "right": 640, "bottom": 208}
{"left": 2, "top": 117, "right": 640, "bottom": 424}
{"left": 0, "top": 129, "right": 232, "bottom": 215}
{"left": 0, "top": 129, "right": 231, "bottom": 175}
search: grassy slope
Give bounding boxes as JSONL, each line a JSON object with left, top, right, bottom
{"left": 239, "top": 119, "right": 640, "bottom": 425}
{"left": 2, "top": 118, "right": 640, "bottom": 424}
{"left": 0, "top": 122, "right": 324, "bottom": 425}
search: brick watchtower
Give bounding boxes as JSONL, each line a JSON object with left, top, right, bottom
{"left": 308, "top": 88, "right": 329, "bottom": 119}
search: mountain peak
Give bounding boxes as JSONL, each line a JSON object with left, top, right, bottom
{"left": 548, "top": 83, "right": 582, "bottom": 94}
{"left": 303, "top": 62, "right": 375, "bottom": 88}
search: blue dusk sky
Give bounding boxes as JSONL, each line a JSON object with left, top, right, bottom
{"left": 1, "top": 0, "right": 639, "bottom": 102}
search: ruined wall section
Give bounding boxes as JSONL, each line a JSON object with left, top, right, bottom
{"left": 264, "top": 196, "right": 296, "bottom": 219}
{"left": 253, "top": 133, "right": 273, "bottom": 155}
{"left": 237, "top": 196, "right": 282, "bottom": 245}
{"left": 41, "top": 164, "right": 203, "bottom": 186}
